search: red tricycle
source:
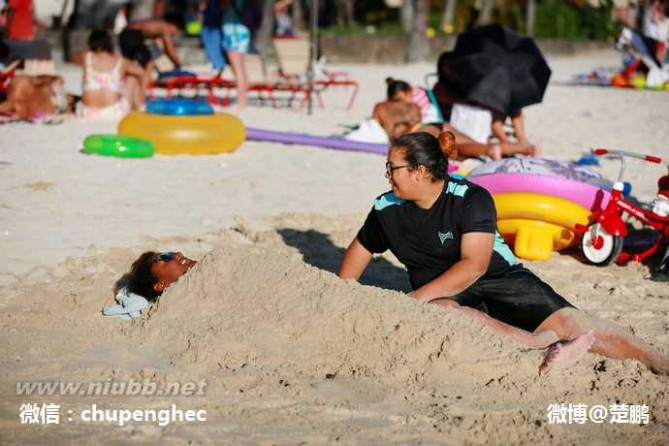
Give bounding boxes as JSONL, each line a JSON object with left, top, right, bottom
{"left": 576, "top": 148, "right": 669, "bottom": 266}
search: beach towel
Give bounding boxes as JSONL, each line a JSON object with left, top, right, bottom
{"left": 411, "top": 86, "right": 440, "bottom": 123}
{"left": 343, "top": 118, "right": 389, "bottom": 144}
{"left": 449, "top": 103, "right": 492, "bottom": 144}
{"left": 102, "top": 287, "right": 149, "bottom": 320}
{"left": 0, "top": 115, "right": 64, "bottom": 125}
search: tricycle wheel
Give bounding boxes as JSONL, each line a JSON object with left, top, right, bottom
{"left": 581, "top": 222, "right": 624, "bottom": 266}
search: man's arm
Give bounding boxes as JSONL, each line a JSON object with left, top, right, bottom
{"left": 161, "top": 31, "right": 183, "bottom": 67}
{"left": 338, "top": 238, "right": 373, "bottom": 280}
{"left": 411, "top": 232, "right": 493, "bottom": 302}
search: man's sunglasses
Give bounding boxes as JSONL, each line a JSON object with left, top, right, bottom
{"left": 155, "top": 252, "right": 176, "bottom": 262}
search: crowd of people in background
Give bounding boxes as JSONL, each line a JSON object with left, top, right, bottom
{"left": 615, "top": 0, "right": 669, "bottom": 86}
{"left": 0, "top": 0, "right": 297, "bottom": 119}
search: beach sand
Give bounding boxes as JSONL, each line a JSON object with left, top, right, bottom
{"left": 1, "top": 48, "right": 668, "bottom": 444}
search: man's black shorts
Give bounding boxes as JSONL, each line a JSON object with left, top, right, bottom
{"left": 449, "top": 266, "right": 574, "bottom": 332}
{"left": 118, "top": 29, "right": 151, "bottom": 68}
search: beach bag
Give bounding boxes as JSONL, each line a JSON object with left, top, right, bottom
{"left": 235, "top": 0, "right": 262, "bottom": 31}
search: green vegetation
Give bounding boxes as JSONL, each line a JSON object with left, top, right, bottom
{"left": 321, "top": 0, "right": 617, "bottom": 41}
{"left": 534, "top": 0, "right": 615, "bottom": 40}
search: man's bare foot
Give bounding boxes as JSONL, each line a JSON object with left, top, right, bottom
{"left": 539, "top": 331, "right": 596, "bottom": 374}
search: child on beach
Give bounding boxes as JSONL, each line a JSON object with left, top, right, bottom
{"left": 78, "top": 29, "right": 146, "bottom": 119}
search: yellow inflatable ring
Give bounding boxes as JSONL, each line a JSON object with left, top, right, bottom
{"left": 493, "top": 193, "right": 589, "bottom": 229}
{"left": 118, "top": 112, "right": 246, "bottom": 155}
{"left": 497, "top": 219, "right": 576, "bottom": 261}
{"left": 493, "top": 193, "right": 589, "bottom": 261}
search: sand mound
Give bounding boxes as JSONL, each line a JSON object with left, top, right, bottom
{"left": 2, "top": 222, "right": 668, "bottom": 444}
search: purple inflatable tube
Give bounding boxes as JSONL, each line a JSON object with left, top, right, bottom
{"left": 245, "top": 127, "right": 389, "bottom": 155}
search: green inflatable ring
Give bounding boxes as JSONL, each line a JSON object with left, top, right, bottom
{"left": 82, "top": 134, "right": 155, "bottom": 158}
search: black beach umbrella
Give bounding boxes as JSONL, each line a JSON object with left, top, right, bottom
{"left": 438, "top": 24, "right": 552, "bottom": 115}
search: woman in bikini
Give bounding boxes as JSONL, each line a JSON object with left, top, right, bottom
{"left": 77, "top": 29, "right": 146, "bottom": 120}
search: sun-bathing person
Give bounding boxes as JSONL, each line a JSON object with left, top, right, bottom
{"left": 616, "top": 0, "right": 668, "bottom": 84}
{"left": 372, "top": 96, "right": 423, "bottom": 143}
{"left": 382, "top": 78, "right": 539, "bottom": 160}
{"left": 433, "top": 54, "right": 541, "bottom": 157}
{"left": 0, "top": 73, "right": 69, "bottom": 119}
{"left": 384, "top": 78, "right": 441, "bottom": 123}
{"left": 77, "top": 30, "right": 146, "bottom": 119}
{"left": 338, "top": 130, "right": 669, "bottom": 374}
{"left": 643, "top": 0, "right": 669, "bottom": 65}
{"left": 126, "top": 251, "right": 197, "bottom": 301}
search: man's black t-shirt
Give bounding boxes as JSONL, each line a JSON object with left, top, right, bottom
{"left": 357, "top": 177, "right": 517, "bottom": 290}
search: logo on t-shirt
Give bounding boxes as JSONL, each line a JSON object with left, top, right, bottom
{"left": 438, "top": 231, "right": 454, "bottom": 244}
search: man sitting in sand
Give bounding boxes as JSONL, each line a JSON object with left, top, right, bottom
{"left": 338, "top": 130, "right": 668, "bottom": 375}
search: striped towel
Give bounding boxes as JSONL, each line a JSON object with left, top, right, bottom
{"left": 411, "top": 86, "right": 440, "bottom": 123}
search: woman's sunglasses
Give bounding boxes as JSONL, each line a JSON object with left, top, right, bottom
{"left": 155, "top": 252, "right": 176, "bottom": 262}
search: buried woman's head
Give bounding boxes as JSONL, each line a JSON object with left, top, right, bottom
{"left": 126, "top": 251, "right": 196, "bottom": 301}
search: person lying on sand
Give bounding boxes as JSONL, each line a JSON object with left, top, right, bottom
{"left": 375, "top": 79, "right": 540, "bottom": 160}
{"left": 0, "top": 74, "right": 71, "bottom": 120}
{"left": 338, "top": 130, "right": 669, "bottom": 375}
{"left": 126, "top": 251, "right": 197, "bottom": 301}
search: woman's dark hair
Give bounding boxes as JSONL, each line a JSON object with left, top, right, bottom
{"left": 385, "top": 77, "right": 411, "bottom": 100}
{"left": 126, "top": 251, "right": 161, "bottom": 302}
{"left": 392, "top": 131, "right": 456, "bottom": 181}
{"left": 88, "top": 29, "right": 114, "bottom": 53}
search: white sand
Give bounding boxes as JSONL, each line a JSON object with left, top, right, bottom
{"left": 1, "top": 48, "right": 668, "bottom": 444}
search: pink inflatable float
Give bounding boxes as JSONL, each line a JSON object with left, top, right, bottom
{"left": 470, "top": 173, "right": 611, "bottom": 212}
{"left": 467, "top": 158, "right": 612, "bottom": 212}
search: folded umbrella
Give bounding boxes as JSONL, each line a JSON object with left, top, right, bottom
{"left": 438, "top": 24, "right": 552, "bottom": 116}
